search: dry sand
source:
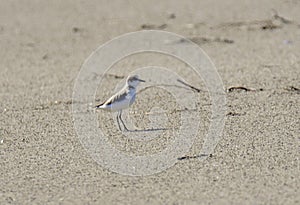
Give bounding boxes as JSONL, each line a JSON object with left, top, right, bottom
{"left": 0, "top": 0, "right": 299, "bottom": 204}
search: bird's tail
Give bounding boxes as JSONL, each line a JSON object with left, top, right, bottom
{"left": 95, "top": 102, "right": 104, "bottom": 109}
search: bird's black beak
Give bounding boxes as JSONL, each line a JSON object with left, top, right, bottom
{"left": 138, "top": 79, "right": 146, "bottom": 82}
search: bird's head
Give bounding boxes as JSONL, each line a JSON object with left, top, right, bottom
{"left": 126, "top": 75, "right": 145, "bottom": 88}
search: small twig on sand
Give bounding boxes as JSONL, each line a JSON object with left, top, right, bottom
{"left": 140, "top": 23, "right": 168, "bottom": 30}
{"left": 178, "top": 36, "right": 234, "bottom": 45}
{"left": 285, "top": 86, "right": 300, "bottom": 94}
{"left": 177, "top": 79, "right": 203, "bottom": 92}
{"left": 178, "top": 154, "right": 212, "bottom": 160}
{"left": 272, "top": 9, "right": 293, "bottom": 24}
{"left": 226, "top": 111, "right": 246, "bottom": 116}
{"left": 227, "top": 86, "right": 262, "bottom": 93}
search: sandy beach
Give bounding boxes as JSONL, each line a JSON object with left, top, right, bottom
{"left": 0, "top": 0, "right": 299, "bottom": 204}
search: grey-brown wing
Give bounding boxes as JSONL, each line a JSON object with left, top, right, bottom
{"left": 103, "top": 88, "right": 129, "bottom": 106}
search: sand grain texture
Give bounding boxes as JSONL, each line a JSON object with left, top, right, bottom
{"left": 0, "top": 0, "right": 299, "bottom": 204}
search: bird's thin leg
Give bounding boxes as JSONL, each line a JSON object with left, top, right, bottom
{"left": 116, "top": 111, "right": 122, "bottom": 131}
{"left": 119, "top": 110, "right": 129, "bottom": 131}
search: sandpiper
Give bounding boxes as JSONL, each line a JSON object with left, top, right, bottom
{"left": 95, "top": 75, "right": 145, "bottom": 131}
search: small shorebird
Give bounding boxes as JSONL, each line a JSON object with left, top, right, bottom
{"left": 95, "top": 75, "right": 145, "bottom": 131}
